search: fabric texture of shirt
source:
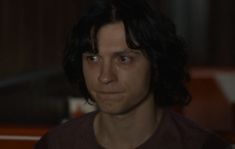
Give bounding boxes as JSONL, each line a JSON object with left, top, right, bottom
{"left": 35, "top": 110, "right": 232, "bottom": 149}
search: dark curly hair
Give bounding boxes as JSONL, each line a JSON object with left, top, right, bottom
{"left": 64, "top": 0, "right": 191, "bottom": 106}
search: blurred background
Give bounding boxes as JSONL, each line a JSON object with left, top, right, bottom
{"left": 0, "top": 0, "right": 234, "bottom": 148}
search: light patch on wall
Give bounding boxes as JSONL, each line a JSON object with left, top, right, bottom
{"left": 215, "top": 73, "right": 235, "bottom": 102}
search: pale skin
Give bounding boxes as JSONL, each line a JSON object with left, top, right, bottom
{"left": 82, "top": 22, "right": 162, "bottom": 149}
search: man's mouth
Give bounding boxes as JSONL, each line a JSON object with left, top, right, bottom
{"left": 97, "top": 91, "right": 123, "bottom": 94}
{"left": 95, "top": 91, "right": 124, "bottom": 100}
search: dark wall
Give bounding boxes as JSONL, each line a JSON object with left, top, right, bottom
{"left": 209, "top": 0, "right": 235, "bottom": 66}
{"left": 162, "top": 0, "right": 235, "bottom": 66}
{"left": 0, "top": 0, "right": 87, "bottom": 78}
{"left": 0, "top": 0, "right": 87, "bottom": 124}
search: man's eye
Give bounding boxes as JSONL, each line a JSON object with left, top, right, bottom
{"left": 118, "top": 55, "right": 132, "bottom": 64}
{"left": 86, "top": 55, "right": 100, "bottom": 63}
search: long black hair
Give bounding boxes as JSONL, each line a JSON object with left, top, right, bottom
{"left": 64, "top": 0, "right": 191, "bottom": 106}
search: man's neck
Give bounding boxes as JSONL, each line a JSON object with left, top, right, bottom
{"left": 94, "top": 96, "right": 163, "bottom": 149}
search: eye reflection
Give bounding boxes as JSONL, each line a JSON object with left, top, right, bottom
{"left": 83, "top": 53, "right": 100, "bottom": 64}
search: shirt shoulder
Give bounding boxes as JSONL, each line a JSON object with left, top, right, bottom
{"left": 139, "top": 110, "right": 231, "bottom": 149}
{"left": 34, "top": 112, "right": 100, "bottom": 149}
{"left": 167, "top": 111, "right": 232, "bottom": 149}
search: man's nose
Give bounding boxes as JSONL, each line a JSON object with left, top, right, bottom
{"left": 98, "top": 61, "right": 117, "bottom": 84}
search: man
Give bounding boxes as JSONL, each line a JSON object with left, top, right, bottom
{"left": 35, "top": 0, "right": 231, "bottom": 148}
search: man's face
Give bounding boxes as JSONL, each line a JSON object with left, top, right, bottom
{"left": 82, "top": 22, "right": 153, "bottom": 115}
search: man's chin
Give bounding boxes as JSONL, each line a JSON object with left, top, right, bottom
{"left": 97, "top": 106, "right": 125, "bottom": 116}
{"left": 97, "top": 106, "right": 137, "bottom": 117}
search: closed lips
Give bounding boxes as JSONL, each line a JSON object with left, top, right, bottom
{"left": 96, "top": 91, "right": 123, "bottom": 94}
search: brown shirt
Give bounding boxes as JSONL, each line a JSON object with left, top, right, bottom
{"left": 35, "top": 110, "right": 231, "bottom": 149}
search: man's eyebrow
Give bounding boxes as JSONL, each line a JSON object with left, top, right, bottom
{"left": 113, "top": 50, "right": 142, "bottom": 56}
{"left": 83, "top": 51, "right": 98, "bottom": 55}
{"left": 83, "top": 49, "right": 142, "bottom": 56}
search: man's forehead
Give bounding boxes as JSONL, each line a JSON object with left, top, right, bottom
{"left": 89, "top": 22, "right": 124, "bottom": 49}
{"left": 84, "top": 48, "right": 142, "bottom": 55}
{"left": 87, "top": 21, "right": 142, "bottom": 55}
